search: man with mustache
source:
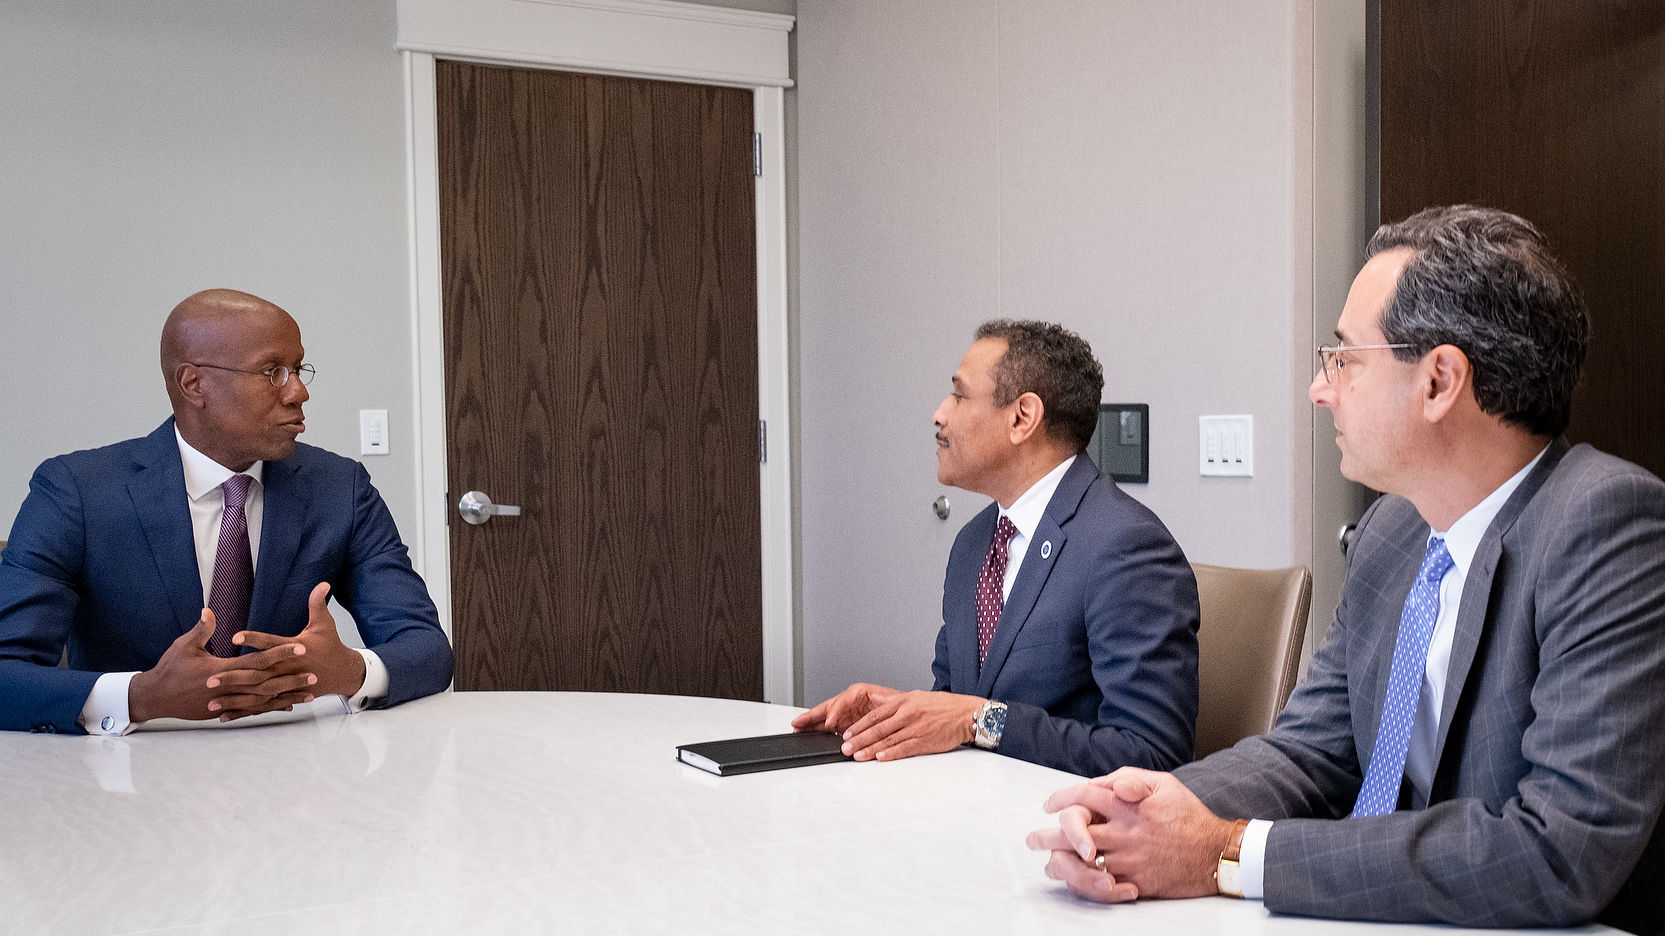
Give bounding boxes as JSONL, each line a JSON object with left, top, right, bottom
{"left": 794, "top": 320, "right": 1199, "bottom": 776}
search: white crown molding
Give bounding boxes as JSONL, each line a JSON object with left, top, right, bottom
{"left": 514, "top": 0, "right": 793, "bottom": 32}
{"left": 396, "top": 0, "right": 794, "bottom": 88}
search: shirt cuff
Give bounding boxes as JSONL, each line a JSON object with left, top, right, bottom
{"left": 79, "top": 671, "right": 139, "bottom": 736}
{"left": 346, "top": 647, "right": 389, "bottom": 712}
{"left": 1238, "top": 819, "right": 1272, "bottom": 900}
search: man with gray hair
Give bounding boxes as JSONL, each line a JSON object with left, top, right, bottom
{"left": 1028, "top": 206, "right": 1665, "bottom": 935}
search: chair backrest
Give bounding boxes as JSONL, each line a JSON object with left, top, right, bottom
{"left": 1191, "top": 562, "right": 1312, "bottom": 759}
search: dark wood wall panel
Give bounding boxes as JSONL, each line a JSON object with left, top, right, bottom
{"left": 1380, "top": 0, "right": 1665, "bottom": 476}
{"left": 438, "top": 60, "right": 762, "bottom": 699}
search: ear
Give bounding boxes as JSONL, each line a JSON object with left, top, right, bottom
{"left": 1007, "top": 391, "right": 1046, "bottom": 445}
{"left": 1421, "top": 344, "right": 1471, "bottom": 423}
{"left": 175, "top": 363, "right": 208, "bottom": 409}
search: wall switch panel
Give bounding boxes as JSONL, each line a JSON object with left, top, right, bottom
{"left": 1199, "top": 414, "right": 1252, "bottom": 477}
{"left": 359, "top": 409, "right": 389, "bottom": 456}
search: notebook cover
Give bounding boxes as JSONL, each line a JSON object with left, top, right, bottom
{"left": 675, "top": 730, "right": 852, "bottom": 776}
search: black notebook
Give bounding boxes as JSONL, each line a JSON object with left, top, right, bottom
{"left": 675, "top": 730, "right": 852, "bottom": 776}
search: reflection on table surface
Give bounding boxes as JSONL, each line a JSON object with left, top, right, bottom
{"left": 0, "top": 692, "right": 1613, "bottom": 935}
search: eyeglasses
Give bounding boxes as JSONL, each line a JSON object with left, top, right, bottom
{"left": 1316, "top": 344, "right": 1414, "bottom": 384}
{"left": 190, "top": 362, "right": 316, "bottom": 388}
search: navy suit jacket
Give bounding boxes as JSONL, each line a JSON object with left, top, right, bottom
{"left": 931, "top": 455, "right": 1199, "bottom": 776}
{"left": 0, "top": 419, "right": 454, "bottom": 733}
{"left": 1175, "top": 440, "right": 1665, "bottom": 933}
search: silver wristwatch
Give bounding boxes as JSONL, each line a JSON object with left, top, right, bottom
{"left": 972, "top": 700, "right": 1008, "bottom": 750}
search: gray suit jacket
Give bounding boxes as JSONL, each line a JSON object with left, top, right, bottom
{"left": 932, "top": 455, "right": 1200, "bottom": 776}
{"left": 1175, "top": 439, "right": 1665, "bottom": 934}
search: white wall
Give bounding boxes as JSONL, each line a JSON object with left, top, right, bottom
{"left": 796, "top": 1, "right": 1313, "bottom": 701}
{"left": 1308, "top": 0, "right": 1375, "bottom": 653}
{"left": 0, "top": 1, "right": 419, "bottom": 545}
{"left": 0, "top": 0, "right": 792, "bottom": 557}
{"left": 1, "top": 0, "right": 1367, "bottom": 706}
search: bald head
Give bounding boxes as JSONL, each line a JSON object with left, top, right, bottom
{"left": 162, "top": 289, "right": 310, "bottom": 471}
{"left": 160, "top": 290, "right": 293, "bottom": 396}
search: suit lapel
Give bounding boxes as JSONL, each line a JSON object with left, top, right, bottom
{"left": 127, "top": 420, "right": 202, "bottom": 636}
{"left": 249, "top": 454, "right": 305, "bottom": 633}
{"left": 1362, "top": 530, "right": 1426, "bottom": 744}
{"left": 1434, "top": 536, "right": 1498, "bottom": 764}
{"left": 975, "top": 456, "right": 1093, "bottom": 697}
{"left": 948, "top": 508, "right": 995, "bottom": 693}
{"left": 1430, "top": 438, "right": 1569, "bottom": 775}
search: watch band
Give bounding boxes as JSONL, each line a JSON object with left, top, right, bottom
{"left": 1214, "top": 818, "right": 1251, "bottom": 898}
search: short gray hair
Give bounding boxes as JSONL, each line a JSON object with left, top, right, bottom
{"left": 1367, "top": 205, "right": 1588, "bottom": 437}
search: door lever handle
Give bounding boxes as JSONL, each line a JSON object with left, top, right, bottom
{"left": 458, "top": 490, "right": 522, "bottom": 526}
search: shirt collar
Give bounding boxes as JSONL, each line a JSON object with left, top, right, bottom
{"left": 175, "top": 425, "right": 264, "bottom": 502}
{"left": 1433, "top": 444, "right": 1549, "bottom": 577}
{"left": 999, "top": 454, "right": 1076, "bottom": 542}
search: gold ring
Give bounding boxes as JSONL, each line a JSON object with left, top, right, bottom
{"left": 1093, "top": 854, "right": 1106, "bottom": 871}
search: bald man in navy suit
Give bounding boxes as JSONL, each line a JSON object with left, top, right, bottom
{"left": 0, "top": 289, "right": 452, "bottom": 734}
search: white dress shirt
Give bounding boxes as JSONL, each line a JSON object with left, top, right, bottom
{"left": 1237, "top": 445, "right": 1547, "bottom": 898}
{"left": 995, "top": 455, "right": 1076, "bottom": 601}
{"left": 77, "top": 428, "right": 388, "bottom": 734}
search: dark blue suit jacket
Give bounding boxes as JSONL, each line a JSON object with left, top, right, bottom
{"left": 931, "top": 455, "right": 1199, "bottom": 776}
{"left": 0, "top": 419, "right": 454, "bottom": 733}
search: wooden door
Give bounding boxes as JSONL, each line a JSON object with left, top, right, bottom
{"left": 1378, "top": 0, "right": 1665, "bottom": 476}
{"left": 437, "top": 60, "right": 763, "bottom": 699}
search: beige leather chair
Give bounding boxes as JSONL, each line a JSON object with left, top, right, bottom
{"left": 1191, "top": 563, "right": 1313, "bottom": 759}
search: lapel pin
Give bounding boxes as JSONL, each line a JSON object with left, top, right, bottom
{"left": 1040, "top": 541, "right": 1052, "bottom": 559}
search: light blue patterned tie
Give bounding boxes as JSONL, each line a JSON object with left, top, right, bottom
{"left": 1353, "top": 537, "right": 1454, "bottom": 817}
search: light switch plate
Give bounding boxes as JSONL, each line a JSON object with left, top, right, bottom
{"left": 360, "top": 409, "right": 389, "bottom": 456}
{"left": 1199, "top": 415, "right": 1252, "bottom": 477}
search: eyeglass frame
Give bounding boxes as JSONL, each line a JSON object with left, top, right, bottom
{"left": 188, "top": 362, "right": 316, "bottom": 388}
{"left": 1316, "top": 343, "right": 1416, "bottom": 384}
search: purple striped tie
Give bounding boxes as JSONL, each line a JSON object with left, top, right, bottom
{"left": 207, "top": 474, "right": 255, "bottom": 658}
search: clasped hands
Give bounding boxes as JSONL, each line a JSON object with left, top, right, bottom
{"left": 128, "top": 582, "right": 367, "bottom": 723}
{"left": 1025, "top": 767, "right": 1238, "bottom": 904}
{"left": 790, "top": 683, "right": 985, "bottom": 761}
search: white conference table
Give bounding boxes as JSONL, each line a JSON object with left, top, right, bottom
{"left": 0, "top": 692, "right": 1614, "bottom": 935}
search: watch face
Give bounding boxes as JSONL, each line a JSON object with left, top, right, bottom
{"left": 983, "top": 702, "right": 1007, "bottom": 735}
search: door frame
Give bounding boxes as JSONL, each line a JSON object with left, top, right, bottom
{"left": 395, "top": 0, "right": 797, "bottom": 703}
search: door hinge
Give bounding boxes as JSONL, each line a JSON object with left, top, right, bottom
{"left": 753, "top": 132, "right": 762, "bottom": 177}
{"left": 758, "top": 419, "right": 767, "bottom": 464}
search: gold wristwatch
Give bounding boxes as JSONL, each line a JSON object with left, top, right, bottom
{"left": 1215, "top": 819, "right": 1250, "bottom": 898}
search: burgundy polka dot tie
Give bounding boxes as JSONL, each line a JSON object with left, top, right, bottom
{"left": 977, "top": 515, "right": 1019, "bottom": 671}
{"left": 207, "top": 474, "right": 255, "bottom": 658}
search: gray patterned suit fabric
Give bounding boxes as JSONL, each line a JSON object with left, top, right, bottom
{"left": 1174, "top": 439, "right": 1665, "bottom": 934}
